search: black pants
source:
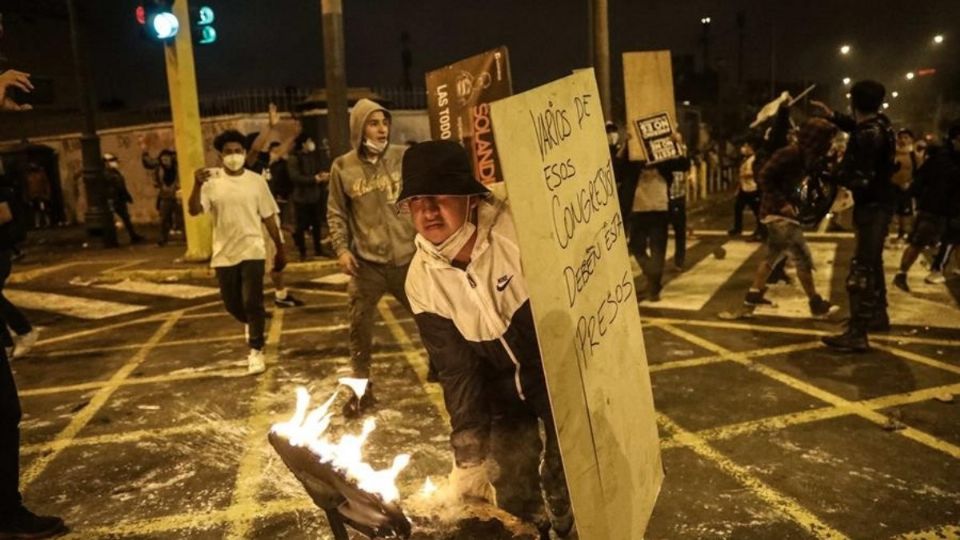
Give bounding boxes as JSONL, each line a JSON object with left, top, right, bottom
{"left": 215, "top": 260, "right": 266, "bottom": 350}
{"left": 0, "top": 340, "right": 21, "bottom": 516}
{"left": 111, "top": 200, "right": 139, "bottom": 241}
{"left": 668, "top": 198, "right": 687, "bottom": 267}
{"left": 157, "top": 197, "right": 178, "bottom": 245}
{"left": 347, "top": 258, "right": 411, "bottom": 379}
{"left": 630, "top": 212, "right": 669, "bottom": 295}
{"left": 293, "top": 202, "right": 323, "bottom": 257}
{"left": 847, "top": 204, "right": 893, "bottom": 332}
{"left": 732, "top": 190, "right": 761, "bottom": 234}
{"left": 0, "top": 251, "right": 31, "bottom": 349}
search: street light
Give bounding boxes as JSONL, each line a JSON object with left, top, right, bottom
{"left": 701, "top": 16, "right": 711, "bottom": 25}
{"left": 892, "top": 91, "right": 899, "bottom": 98}
{"left": 906, "top": 71, "right": 915, "bottom": 80}
{"left": 840, "top": 44, "right": 851, "bottom": 55}
{"left": 933, "top": 34, "right": 944, "bottom": 44}
{"left": 883, "top": 102, "right": 890, "bottom": 110}
{"left": 842, "top": 77, "right": 851, "bottom": 86}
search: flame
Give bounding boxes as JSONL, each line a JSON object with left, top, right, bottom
{"left": 421, "top": 477, "right": 438, "bottom": 496}
{"left": 271, "top": 385, "right": 411, "bottom": 503}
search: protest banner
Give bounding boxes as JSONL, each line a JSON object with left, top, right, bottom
{"left": 623, "top": 50, "right": 676, "bottom": 162}
{"left": 426, "top": 46, "right": 512, "bottom": 184}
{"left": 490, "top": 69, "right": 663, "bottom": 540}
{"left": 634, "top": 111, "right": 680, "bottom": 164}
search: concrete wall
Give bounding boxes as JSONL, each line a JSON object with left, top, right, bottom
{"left": 12, "top": 110, "right": 430, "bottom": 225}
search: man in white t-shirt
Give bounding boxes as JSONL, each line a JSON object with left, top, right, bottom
{"left": 729, "top": 139, "right": 762, "bottom": 238}
{"left": 188, "top": 129, "right": 286, "bottom": 374}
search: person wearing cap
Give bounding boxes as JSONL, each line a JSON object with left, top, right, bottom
{"left": 327, "top": 98, "right": 416, "bottom": 415}
{"left": 400, "top": 140, "right": 575, "bottom": 538}
{"left": 102, "top": 153, "right": 144, "bottom": 245}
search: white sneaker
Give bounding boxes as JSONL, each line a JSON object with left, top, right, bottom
{"left": 925, "top": 271, "right": 946, "bottom": 284}
{"left": 247, "top": 348, "right": 266, "bottom": 375}
{"left": 13, "top": 329, "right": 39, "bottom": 359}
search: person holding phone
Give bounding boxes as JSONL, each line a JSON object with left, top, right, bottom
{"left": 189, "top": 129, "right": 286, "bottom": 375}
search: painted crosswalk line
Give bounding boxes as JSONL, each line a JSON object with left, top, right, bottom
{"left": 652, "top": 241, "right": 759, "bottom": 310}
{"left": 95, "top": 280, "right": 219, "bottom": 300}
{"left": 753, "top": 242, "right": 838, "bottom": 320}
{"left": 5, "top": 290, "right": 147, "bottom": 320}
{"left": 312, "top": 273, "right": 352, "bottom": 286}
{"left": 885, "top": 246, "right": 960, "bottom": 329}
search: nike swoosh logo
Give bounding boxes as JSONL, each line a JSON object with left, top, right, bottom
{"left": 496, "top": 275, "right": 513, "bottom": 292}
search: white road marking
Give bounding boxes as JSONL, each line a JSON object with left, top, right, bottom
{"left": 311, "top": 273, "right": 352, "bottom": 286}
{"left": 652, "top": 241, "right": 759, "bottom": 310}
{"left": 754, "top": 242, "right": 838, "bottom": 319}
{"left": 4, "top": 290, "right": 147, "bottom": 320}
{"left": 95, "top": 280, "right": 219, "bottom": 300}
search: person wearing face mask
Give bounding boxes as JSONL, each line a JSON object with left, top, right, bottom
{"left": 102, "top": 153, "right": 143, "bottom": 244}
{"left": 401, "top": 140, "right": 575, "bottom": 539}
{"left": 327, "top": 98, "right": 417, "bottom": 415}
{"left": 288, "top": 135, "right": 331, "bottom": 260}
{"left": 189, "top": 129, "right": 286, "bottom": 375}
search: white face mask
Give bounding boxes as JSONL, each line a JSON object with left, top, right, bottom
{"left": 222, "top": 153, "right": 246, "bottom": 172}
{"left": 434, "top": 219, "right": 477, "bottom": 263}
{"left": 607, "top": 132, "right": 620, "bottom": 146}
{"left": 363, "top": 138, "right": 388, "bottom": 155}
{"left": 303, "top": 141, "right": 316, "bottom": 153}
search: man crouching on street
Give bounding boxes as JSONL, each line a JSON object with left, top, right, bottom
{"left": 400, "top": 141, "right": 575, "bottom": 539}
{"left": 189, "top": 129, "right": 286, "bottom": 375}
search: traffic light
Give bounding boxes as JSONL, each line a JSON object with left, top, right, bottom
{"left": 190, "top": 5, "right": 217, "bottom": 45}
{"left": 135, "top": 1, "right": 180, "bottom": 41}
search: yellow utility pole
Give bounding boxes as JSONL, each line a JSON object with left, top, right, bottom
{"left": 165, "top": 0, "right": 211, "bottom": 261}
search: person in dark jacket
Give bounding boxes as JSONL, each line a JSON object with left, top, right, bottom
{"left": 103, "top": 153, "right": 144, "bottom": 245}
{"left": 401, "top": 141, "right": 574, "bottom": 538}
{"left": 892, "top": 122, "right": 960, "bottom": 291}
{"left": 288, "top": 136, "right": 331, "bottom": 260}
{"left": 815, "top": 80, "right": 898, "bottom": 352}
{"left": 0, "top": 65, "right": 67, "bottom": 540}
{"left": 741, "top": 118, "right": 838, "bottom": 318}
{"left": 138, "top": 137, "right": 181, "bottom": 247}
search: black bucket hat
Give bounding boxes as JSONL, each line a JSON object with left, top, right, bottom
{"left": 398, "top": 140, "right": 490, "bottom": 204}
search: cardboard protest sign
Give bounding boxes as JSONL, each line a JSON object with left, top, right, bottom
{"left": 490, "top": 69, "right": 663, "bottom": 540}
{"left": 426, "top": 46, "right": 512, "bottom": 184}
{"left": 635, "top": 112, "right": 680, "bottom": 163}
{"left": 623, "top": 50, "right": 676, "bottom": 162}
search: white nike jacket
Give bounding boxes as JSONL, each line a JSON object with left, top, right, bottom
{"left": 405, "top": 195, "right": 552, "bottom": 467}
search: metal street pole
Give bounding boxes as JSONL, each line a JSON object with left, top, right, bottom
{"left": 591, "top": 0, "right": 611, "bottom": 120}
{"left": 67, "top": 0, "right": 117, "bottom": 248}
{"left": 322, "top": 0, "right": 350, "bottom": 159}
{"left": 164, "top": 0, "right": 211, "bottom": 262}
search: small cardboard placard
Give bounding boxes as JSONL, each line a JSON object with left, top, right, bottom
{"left": 490, "top": 69, "right": 663, "bottom": 540}
{"left": 634, "top": 112, "right": 679, "bottom": 163}
{"left": 425, "top": 46, "right": 512, "bottom": 184}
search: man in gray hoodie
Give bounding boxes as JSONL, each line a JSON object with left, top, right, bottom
{"left": 328, "top": 99, "right": 417, "bottom": 415}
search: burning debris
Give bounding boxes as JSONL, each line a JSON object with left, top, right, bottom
{"left": 268, "top": 382, "right": 539, "bottom": 540}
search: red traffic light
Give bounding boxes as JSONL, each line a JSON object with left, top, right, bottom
{"left": 135, "top": 5, "right": 146, "bottom": 25}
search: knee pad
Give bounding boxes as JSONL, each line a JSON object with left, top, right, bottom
{"left": 846, "top": 264, "right": 872, "bottom": 293}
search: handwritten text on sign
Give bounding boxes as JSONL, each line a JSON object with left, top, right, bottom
{"left": 490, "top": 69, "right": 662, "bottom": 540}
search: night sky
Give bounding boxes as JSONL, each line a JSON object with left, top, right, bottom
{"left": 2, "top": 0, "right": 958, "bottom": 110}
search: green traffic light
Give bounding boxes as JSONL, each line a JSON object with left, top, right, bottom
{"left": 199, "top": 26, "right": 217, "bottom": 44}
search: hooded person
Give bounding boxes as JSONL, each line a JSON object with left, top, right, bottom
{"left": 740, "top": 118, "right": 839, "bottom": 318}
{"left": 400, "top": 140, "right": 575, "bottom": 538}
{"left": 327, "top": 98, "right": 417, "bottom": 415}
